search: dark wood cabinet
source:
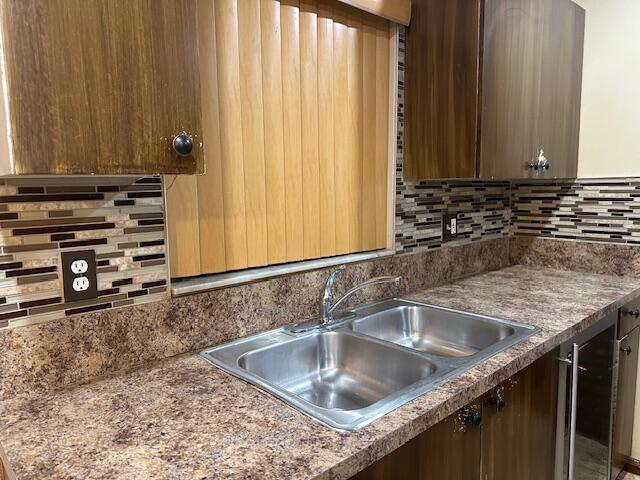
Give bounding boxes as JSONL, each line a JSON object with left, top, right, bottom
{"left": 480, "top": 0, "right": 584, "bottom": 179}
{"left": 403, "top": 0, "right": 481, "bottom": 180}
{"left": 350, "top": 351, "right": 559, "bottom": 480}
{"left": 404, "top": 0, "right": 584, "bottom": 180}
{"left": 481, "top": 350, "right": 559, "bottom": 479}
{"left": 0, "top": 0, "right": 203, "bottom": 175}
{"left": 612, "top": 303, "right": 640, "bottom": 479}
{"left": 351, "top": 401, "right": 482, "bottom": 480}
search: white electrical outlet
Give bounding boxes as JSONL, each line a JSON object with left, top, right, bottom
{"left": 72, "top": 276, "right": 90, "bottom": 292}
{"left": 71, "top": 259, "right": 89, "bottom": 274}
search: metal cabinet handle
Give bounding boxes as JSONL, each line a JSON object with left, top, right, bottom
{"left": 528, "top": 149, "right": 550, "bottom": 171}
{"left": 626, "top": 309, "right": 640, "bottom": 319}
{"left": 563, "top": 343, "right": 579, "bottom": 480}
{"left": 622, "top": 345, "right": 632, "bottom": 356}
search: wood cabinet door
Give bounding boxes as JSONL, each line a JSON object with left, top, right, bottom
{"left": 612, "top": 327, "right": 639, "bottom": 478}
{"left": 480, "top": 0, "right": 584, "bottom": 179}
{"left": 0, "top": 0, "right": 203, "bottom": 174}
{"left": 351, "top": 402, "right": 482, "bottom": 480}
{"left": 480, "top": 350, "right": 559, "bottom": 480}
{"left": 479, "top": 0, "right": 546, "bottom": 179}
{"left": 535, "top": 0, "right": 584, "bottom": 179}
{"left": 403, "top": 0, "right": 480, "bottom": 180}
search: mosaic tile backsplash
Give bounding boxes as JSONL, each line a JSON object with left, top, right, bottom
{"left": 394, "top": 27, "right": 511, "bottom": 253}
{"left": 0, "top": 176, "right": 168, "bottom": 329}
{"left": 512, "top": 179, "right": 640, "bottom": 244}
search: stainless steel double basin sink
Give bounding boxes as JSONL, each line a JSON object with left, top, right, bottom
{"left": 201, "top": 299, "right": 537, "bottom": 431}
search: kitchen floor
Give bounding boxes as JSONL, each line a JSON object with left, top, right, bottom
{"left": 575, "top": 433, "right": 608, "bottom": 479}
{"left": 621, "top": 472, "right": 640, "bottom": 479}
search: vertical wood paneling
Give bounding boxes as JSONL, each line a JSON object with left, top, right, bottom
{"left": 361, "top": 15, "right": 377, "bottom": 251}
{"left": 167, "top": 0, "right": 393, "bottom": 277}
{"left": 197, "top": 0, "right": 226, "bottom": 273}
{"left": 375, "top": 19, "right": 390, "bottom": 248}
{"left": 281, "top": 0, "right": 304, "bottom": 262}
{"left": 260, "top": 0, "right": 288, "bottom": 264}
{"left": 215, "top": 0, "right": 248, "bottom": 270}
{"left": 332, "top": 5, "right": 351, "bottom": 255}
{"left": 238, "top": 0, "right": 268, "bottom": 267}
{"left": 317, "top": 2, "right": 336, "bottom": 257}
{"left": 347, "top": 11, "right": 364, "bottom": 252}
{"left": 166, "top": 176, "right": 201, "bottom": 277}
{"left": 300, "top": 0, "right": 321, "bottom": 259}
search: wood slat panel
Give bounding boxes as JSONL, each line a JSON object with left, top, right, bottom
{"left": 260, "top": 0, "right": 288, "bottom": 264}
{"left": 281, "top": 0, "right": 304, "bottom": 262}
{"left": 238, "top": 0, "right": 268, "bottom": 267}
{"left": 347, "top": 10, "right": 364, "bottom": 252}
{"left": 215, "top": 0, "right": 248, "bottom": 270}
{"left": 197, "top": 0, "right": 226, "bottom": 273}
{"left": 167, "top": 0, "right": 394, "bottom": 278}
{"left": 375, "top": 19, "right": 390, "bottom": 248}
{"left": 332, "top": 6, "right": 351, "bottom": 255}
{"left": 166, "top": 176, "right": 201, "bottom": 277}
{"left": 361, "top": 14, "right": 377, "bottom": 251}
{"left": 300, "top": 0, "right": 321, "bottom": 259}
{"left": 317, "top": 2, "right": 337, "bottom": 257}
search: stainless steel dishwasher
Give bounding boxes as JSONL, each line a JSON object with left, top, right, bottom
{"left": 555, "top": 311, "right": 617, "bottom": 480}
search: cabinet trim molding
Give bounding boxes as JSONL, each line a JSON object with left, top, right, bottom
{"left": 336, "top": 0, "right": 411, "bottom": 25}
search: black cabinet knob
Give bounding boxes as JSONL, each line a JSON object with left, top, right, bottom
{"left": 460, "top": 408, "right": 482, "bottom": 427}
{"left": 172, "top": 134, "right": 194, "bottom": 157}
{"left": 489, "top": 393, "right": 506, "bottom": 412}
{"left": 622, "top": 346, "right": 632, "bottom": 356}
{"left": 628, "top": 310, "right": 640, "bottom": 319}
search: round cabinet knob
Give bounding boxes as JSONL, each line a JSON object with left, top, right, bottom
{"left": 628, "top": 310, "right": 640, "bottom": 319}
{"left": 172, "top": 134, "right": 194, "bottom": 157}
{"left": 622, "top": 346, "right": 632, "bottom": 356}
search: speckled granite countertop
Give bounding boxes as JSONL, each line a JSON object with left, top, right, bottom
{"left": 2, "top": 266, "right": 640, "bottom": 480}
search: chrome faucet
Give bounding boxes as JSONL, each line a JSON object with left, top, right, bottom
{"left": 319, "top": 265, "right": 402, "bottom": 326}
{"left": 288, "top": 265, "right": 402, "bottom": 334}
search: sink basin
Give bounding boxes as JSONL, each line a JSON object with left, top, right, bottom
{"left": 350, "top": 304, "right": 516, "bottom": 357}
{"left": 201, "top": 298, "right": 537, "bottom": 431}
{"left": 238, "top": 331, "right": 437, "bottom": 410}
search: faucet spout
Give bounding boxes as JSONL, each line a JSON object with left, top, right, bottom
{"left": 327, "top": 276, "right": 402, "bottom": 319}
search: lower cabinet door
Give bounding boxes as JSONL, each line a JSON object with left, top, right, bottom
{"left": 612, "top": 326, "right": 639, "bottom": 479}
{"left": 351, "top": 402, "right": 482, "bottom": 480}
{"left": 480, "top": 350, "right": 559, "bottom": 480}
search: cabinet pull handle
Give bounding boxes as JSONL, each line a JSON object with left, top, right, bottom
{"left": 528, "top": 149, "right": 550, "bottom": 171}
{"left": 626, "top": 309, "right": 640, "bottom": 319}
{"left": 622, "top": 345, "right": 632, "bottom": 356}
{"left": 563, "top": 343, "right": 579, "bottom": 480}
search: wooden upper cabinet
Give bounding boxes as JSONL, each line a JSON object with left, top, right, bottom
{"left": 404, "top": 0, "right": 480, "bottom": 181}
{"left": 480, "top": 0, "right": 585, "bottom": 179}
{"left": 0, "top": 0, "right": 203, "bottom": 175}
{"left": 404, "top": 0, "right": 585, "bottom": 180}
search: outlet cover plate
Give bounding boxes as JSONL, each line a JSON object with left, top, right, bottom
{"left": 61, "top": 250, "right": 98, "bottom": 302}
{"left": 442, "top": 213, "right": 459, "bottom": 242}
